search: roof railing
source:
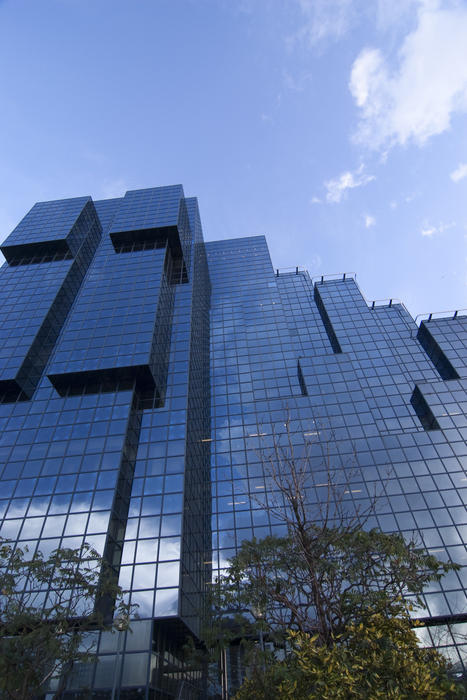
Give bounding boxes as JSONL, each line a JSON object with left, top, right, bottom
{"left": 368, "top": 298, "right": 402, "bottom": 309}
{"left": 311, "top": 272, "right": 357, "bottom": 284}
{"left": 414, "top": 309, "right": 467, "bottom": 325}
{"left": 275, "top": 266, "right": 307, "bottom": 276}
{"left": 275, "top": 267, "right": 466, "bottom": 331}
{"left": 408, "top": 309, "right": 467, "bottom": 338}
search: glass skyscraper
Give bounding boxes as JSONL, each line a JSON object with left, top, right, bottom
{"left": 0, "top": 185, "right": 465, "bottom": 698}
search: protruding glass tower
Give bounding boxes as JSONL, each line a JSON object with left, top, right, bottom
{"left": 0, "top": 186, "right": 465, "bottom": 697}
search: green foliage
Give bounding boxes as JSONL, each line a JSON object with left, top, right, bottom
{"left": 234, "top": 610, "right": 462, "bottom": 699}
{"left": 214, "top": 528, "right": 457, "bottom": 645}
{"left": 208, "top": 529, "right": 461, "bottom": 698}
{"left": 0, "top": 539, "right": 132, "bottom": 700}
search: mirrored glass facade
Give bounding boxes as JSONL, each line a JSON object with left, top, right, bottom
{"left": 0, "top": 185, "right": 466, "bottom": 697}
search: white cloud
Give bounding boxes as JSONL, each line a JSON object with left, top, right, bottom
{"left": 286, "top": 0, "right": 420, "bottom": 50}
{"left": 350, "top": 48, "right": 384, "bottom": 109}
{"left": 421, "top": 220, "right": 456, "bottom": 237}
{"left": 291, "top": 0, "right": 355, "bottom": 46}
{"left": 311, "top": 196, "right": 322, "bottom": 204}
{"left": 375, "top": 0, "right": 419, "bottom": 31}
{"left": 324, "top": 164, "right": 375, "bottom": 203}
{"left": 349, "top": 1, "right": 467, "bottom": 151}
{"left": 450, "top": 162, "right": 467, "bottom": 182}
{"left": 364, "top": 214, "right": 376, "bottom": 228}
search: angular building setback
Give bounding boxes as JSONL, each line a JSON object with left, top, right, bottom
{"left": 0, "top": 185, "right": 466, "bottom": 697}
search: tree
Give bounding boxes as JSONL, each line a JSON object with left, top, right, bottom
{"left": 206, "top": 417, "right": 461, "bottom": 697}
{"left": 216, "top": 528, "right": 456, "bottom": 647}
{"left": 210, "top": 529, "right": 460, "bottom": 698}
{"left": 0, "top": 539, "right": 132, "bottom": 700}
{"left": 234, "top": 607, "right": 462, "bottom": 699}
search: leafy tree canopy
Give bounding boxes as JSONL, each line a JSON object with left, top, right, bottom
{"left": 0, "top": 539, "right": 132, "bottom": 700}
{"left": 233, "top": 605, "right": 462, "bottom": 700}
{"left": 214, "top": 528, "right": 457, "bottom": 646}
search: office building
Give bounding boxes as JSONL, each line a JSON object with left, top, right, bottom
{"left": 0, "top": 185, "right": 465, "bottom": 698}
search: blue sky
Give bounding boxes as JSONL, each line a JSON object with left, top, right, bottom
{"left": 0, "top": 0, "right": 466, "bottom": 317}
